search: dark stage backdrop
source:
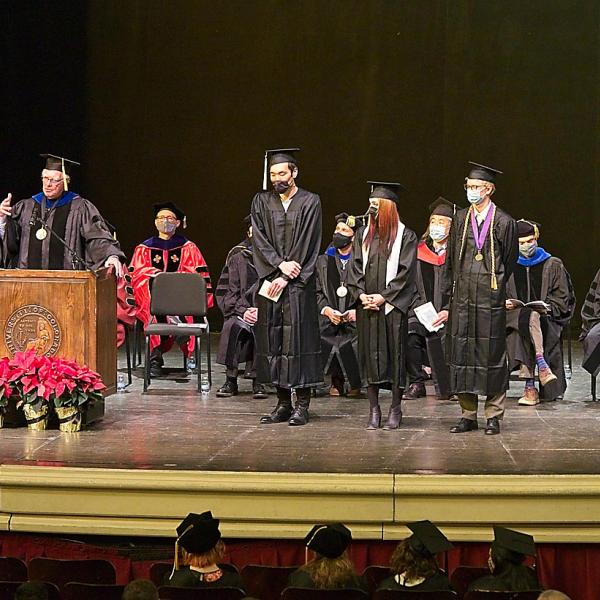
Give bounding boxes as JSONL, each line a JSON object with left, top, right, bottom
{"left": 3, "top": 1, "right": 599, "bottom": 329}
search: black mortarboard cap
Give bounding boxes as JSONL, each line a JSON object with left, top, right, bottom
{"left": 176, "top": 511, "right": 221, "bottom": 554}
{"left": 429, "top": 197, "right": 458, "bottom": 218}
{"left": 304, "top": 523, "right": 352, "bottom": 559}
{"left": 335, "top": 212, "right": 360, "bottom": 230}
{"left": 467, "top": 161, "right": 503, "bottom": 184}
{"left": 40, "top": 153, "right": 80, "bottom": 174}
{"left": 368, "top": 181, "right": 407, "bottom": 204}
{"left": 407, "top": 520, "right": 454, "bottom": 556}
{"left": 153, "top": 202, "right": 186, "bottom": 228}
{"left": 263, "top": 147, "right": 300, "bottom": 190}
{"left": 493, "top": 526, "right": 536, "bottom": 557}
{"left": 516, "top": 219, "right": 540, "bottom": 238}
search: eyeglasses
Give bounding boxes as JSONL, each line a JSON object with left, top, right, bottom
{"left": 464, "top": 184, "right": 487, "bottom": 191}
{"left": 155, "top": 216, "right": 177, "bottom": 222}
{"left": 41, "top": 176, "right": 63, "bottom": 185}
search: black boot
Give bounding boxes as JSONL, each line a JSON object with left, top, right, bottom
{"left": 252, "top": 380, "right": 269, "bottom": 399}
{"left": 149, "top": 349, "right": 164, "bottom": 378}
{"left": 485, "top": 417, "right": 500, "bottom": 435}
{"left": 403, "top": 382, "right": 426, "bottom": 399}
{"left": 366, "top": 405, "right": 381, "bottom": 430}
{"left": 383, "top": 405, "right": 403, "bottom": 430}
{"left": 260, "top": 390, "right": 292, "bottom": 424}
{"left": 288, "top": 390, "right": 310, "bottom": 426}
{"left": 216, "top": 377, "right": 238, "bottom": 397}
{"left": 450, "top": 418, "right": 478, "bottom": 433}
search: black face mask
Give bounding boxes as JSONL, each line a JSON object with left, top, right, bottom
{"left": 332, "top": 232, "right": 353, "bottom": 250}
{"left": 273, "top": 180, "right": 292, "bottom": 194}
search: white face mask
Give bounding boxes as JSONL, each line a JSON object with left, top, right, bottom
{"left": 429, "top": 224, "right": 448, "bottom": 241}
{"left": 467, "top": 188, "right": 483, "bottom": 204}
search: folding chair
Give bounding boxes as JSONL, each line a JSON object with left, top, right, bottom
{"left": 143, "top": 272, "right": 211, "bottom": 392}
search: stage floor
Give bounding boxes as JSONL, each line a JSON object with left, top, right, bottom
{"left": 2, "top": 340, "right": 600, "bottom": 476}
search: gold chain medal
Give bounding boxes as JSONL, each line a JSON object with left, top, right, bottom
{"left": 336, "top": 284, "right": 348, "bottom": 298}
{"left": 475, "top": 252, "right": 483, "bottom": 261}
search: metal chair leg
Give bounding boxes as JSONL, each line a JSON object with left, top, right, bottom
{"left": 125, "top": 325, "right": 132, "bottom": 386}
{"left": 143, "top": 335, "right": 151, "bottom": 392}
{"left": 206, "top": 324, "right": 212, "bottom": 386}
{"left": 196, "top": 336, "right": 201, "bottom": 392}
{"left": 592, "top": 375, "right": 597, "bottom": 402}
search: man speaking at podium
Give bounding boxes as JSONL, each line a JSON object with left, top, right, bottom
{"left": 0, "top": 154, "right": 124, "bottom": 274}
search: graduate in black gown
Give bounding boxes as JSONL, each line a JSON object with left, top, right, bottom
{"left": 469, "top": 526, "right": 542, "bottom": 593}
{"left": 166, "top": 511, "right": 245, "bottom": 591}
{"left": 580, "top": 266, "right": 600, "bottom": 378}
{"left": 506, "top": 219, "right": 575, "bottom": 405}
{"left": 436, "top": 162, "right": 518, "bottom": 436}
{"left": 348, "top": 182, "right": 417, "bottom": 430}
{"left": 0, "top": 154, "right": 124, "bottom": 273}
{"left": 315, "top": 213, "right": 362, "bottom": 397}
{"left": 252, "top": 148, "right": 323, "bottom": 427}
{"left": 378, "top": 520, "right": 453, "bottom": 592}
{"left": 405, "top": 197, "right": 456, "bottom": 400}
{"left": 288, "top": 523, "right": 367, "bottom": 592}
{"left": 215, "top": 216, "right": 268, "bottom": 398}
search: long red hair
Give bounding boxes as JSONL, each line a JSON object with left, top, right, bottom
{"left": 365, "top": 198, "right": 399, "bottom": 258}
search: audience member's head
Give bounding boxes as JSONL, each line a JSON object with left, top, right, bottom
{"left": 121, "top": 579, "right": 158, "bottom": 600}
{"left": 390, "top": 520, "right": 453, "bottom": 581}
{"left": 489, "top": 526, "right": 536, "bottom": 573}
{"left": 538, "top": 591, "right": 571, "bottom": 600}
{"left": 176, "top": 511, "right": 225, "bottom": 569}
{"left": 14, "top": 582, "right": 48, "bottom": 600}
{"left": 301, "top": 523, "right": 356, "bottom": 589}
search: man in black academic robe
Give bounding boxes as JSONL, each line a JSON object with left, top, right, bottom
{"left": 215, "top": 216, "right": 268, "bottom": 399}
{"left": 506, "top": 219, "right": 575, "bottom": 405}
{"left": 315, "top": 213, "right": 361, "bottom": 396}
{"left": 251, "top": 148, "right": 322, "bottom": 426}
{"left": 436, "top": 162, "right": 518, "bottom": 436}
{"left": 0, "top": 154, "right": 124, "bottom": 273}
{"left": 580, "top": 267, "right": 600, "bottom": 377}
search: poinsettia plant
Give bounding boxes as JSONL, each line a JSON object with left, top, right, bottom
{"left": 0, "top": 350, "right": 106, "bottom": 412}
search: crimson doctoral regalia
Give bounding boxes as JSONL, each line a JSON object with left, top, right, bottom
{"left": 130, "top": 234, "right": 213, "bottom": 355}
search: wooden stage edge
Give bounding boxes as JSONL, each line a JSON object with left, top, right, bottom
{"left": 1, "top": 465, "right": 600, "bottom": 543}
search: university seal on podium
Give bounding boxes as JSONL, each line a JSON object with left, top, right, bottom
{"left": 4, "top": 305, "right": 62, "bottom": 357}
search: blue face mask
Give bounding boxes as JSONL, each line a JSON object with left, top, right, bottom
{"left": 429, "top": 224, "right": 448, "bottom": 241}
{"left": 467, "top": 188, "right": 483, "bottom": 204}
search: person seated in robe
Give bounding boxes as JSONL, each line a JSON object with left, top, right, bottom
{"left": 506, "top": 219, "right": 575, "bottom": 405}
{"left": 405, "top": 198, "right": 455, "bottom": 400}
{"left": 315, "top": 213, "right": 362, "bottom": 397}
{"left": 377, "top": 520, "right": 454, "bottom": 592}
{"left": 288, "top": 523, "right": 367, "bottom": 591}
{"left": 0, "top": 153, "right": 124, "bottom": 273}
{"left": 469, "top": 526, "right": 542, "bottom": 593}
{"left": 215, "top": 215, "right": 267, "bottom": 398}
{"left": 129, "top": 202, "right": 213, "bottom": 377}
{"left": 580, "top": 266, "right": 600, "bottom": 378}
{"left": 166, "top": 511, "right": 245, "bottom": 591}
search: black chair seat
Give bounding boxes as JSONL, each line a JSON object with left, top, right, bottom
{"left": 281, "top": 587, "right": 369, "bottom": 599}
{"left": 64, "top": 582, "right": 125, "bottom": 600}
{"left": 157, "top": 586, "right": 246, "bottom": 599}
{"left": 145, "top": 323, "right": 207, "bottom": 336}
{"left": 0, "top": 558, "right": 27, "bottom": 582}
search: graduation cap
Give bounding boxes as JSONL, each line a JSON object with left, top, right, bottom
{"left": 467, "top": 161, "right": 503, "bottom": 184}
{"left": 170, "top": 511, "right": 221, "bottom": 576}
{"left": 407, "top": 520, "right": 454, "bottom": 557}
{"left": 335, "top": 212, "right": 361, "bottom": 230}
{"left": 516, "top": 219, "right": 540, "bottom": 238}
{"left": 492, "top": 526, "right": 536, "bottom": 558}
{"left": 304, "top": 523, "right": 352, "bottom": 559}
{"left": 153, "top": 202, "right": 187, "bottom": 228}
{"left": 40, "top": 153, "right": 80, "bottom": 191}
{"left": 263, "top": 147, "right": 300, "bottom": 190}
{"left": 429, "top": 197, "right": 458, "bottom": 218}
{"left": 368, "top": 180, "right": 407, "bottom": 204}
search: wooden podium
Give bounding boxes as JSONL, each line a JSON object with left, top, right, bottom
{"left": 0, "top": 268, "right": 117, "bottom": 400}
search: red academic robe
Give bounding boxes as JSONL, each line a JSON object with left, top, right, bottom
{"left": 129, "top": 235, "right": 213, "bottom": 355}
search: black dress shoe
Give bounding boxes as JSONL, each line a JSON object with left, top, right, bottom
{"left": 260, "top": 404, "right": 292, "bottom": 424}
{"left": 288, "top": 406, "right": 309, "bottom": 426}
{"left": 216, "top": 380, "right": 238, "bottom": 397}
{"left": 149, "top": 361, "right": 163, "bottom": 378}
{"left": 450, "top": 418, "right": 478, "bottom": 433}
{"left": 403, "top": 382, "right": 427, "bottom": 400}
{"left": 485, "top": 417, "right": 500, "bottom": 435}
{"left": 252, "top": 382, "right": 269, "bottom": 399}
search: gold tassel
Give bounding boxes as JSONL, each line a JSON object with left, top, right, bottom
{"left": 491, "top": 274, "right": 498, "bottom": 290}
{"left": 62, "top": 158, "right": 68, "bottom": 191}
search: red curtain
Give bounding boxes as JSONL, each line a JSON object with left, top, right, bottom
{"left": 1, "top": 533, "right": 596, "bottom": 598}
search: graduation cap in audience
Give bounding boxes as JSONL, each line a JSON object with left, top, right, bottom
{"left": 335, "top": 212, "right": 362, "bottom": 230}
{"left": 263, "top": 147, "right": 300, "bottom": 190}
{"left": 304, "top": 523, "right": 352, "bottom": 559}
{"left": 492, "top": 526, "right": 536, "bottom": 558}
{"left": 428, "top": 197, "right": 458, "bottom": 218}
{"left": 153, "top": 202, "right": 187, "bottom": 228}
{"left": 40, "top": 153, "right": 80, "bottom": 191}
{"left": 467, "top": 161, "right": 503, "bottom": 184}
{"left": 171, "top": 511, "right": 222, "bottom": 576}
{"left": 407, "top": 520, "right": 454, "bottom": 557}
{"left": 516, "top": 219, "right": 541, "bottom": 238}
{"left": 368, "top": 180, "right": 408, "bottom": 204}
